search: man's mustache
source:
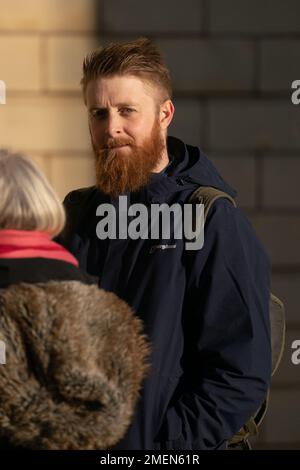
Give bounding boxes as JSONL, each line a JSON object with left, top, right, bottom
{"left": 101, "top": 138, "right": 134, "bottom": 149}
{"left": 96, "top": 139, "right": 135, "bottom": 166}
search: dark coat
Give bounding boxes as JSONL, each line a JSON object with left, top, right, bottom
{"left": 58, "top": 136, "right": 272, "bottom": 450}
{"left": 0, "top": 257, "right": 149, "bottom": 449}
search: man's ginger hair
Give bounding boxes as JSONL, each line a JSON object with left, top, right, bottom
{"left": 81, "top": 37, "right": 172, "bottom": 104}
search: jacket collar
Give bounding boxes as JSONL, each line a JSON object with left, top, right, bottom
{"left": 0, "top": 230, "right": 78, "bottom": 267}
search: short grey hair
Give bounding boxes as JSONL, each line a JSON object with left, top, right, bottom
{"left": 0, "top": 150, "right": 65, "bottom": 237}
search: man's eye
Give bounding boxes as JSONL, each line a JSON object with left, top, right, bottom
{"left": 120, "top": 108, "right": 135, "bottom": 114}
{"left": 91, "top": 110, "right": 106, "bottom": 119}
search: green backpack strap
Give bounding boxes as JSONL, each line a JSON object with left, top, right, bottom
{"left": 270, "top": 293, "right": 286, "bottom": 376}
{"left": 188, "top": 186, "right": 237, "bottom": 220}
{"left": 188, "top": 185, "right": 286, "bottom": 450}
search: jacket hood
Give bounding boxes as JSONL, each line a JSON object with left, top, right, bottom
{"left": 168, "top": 136, "right": 236, "bottom": 197}
{"left": 0, "top": 281, "right": 150, "bottom": 449}
{"left": 145, "top": 136, "right": 237, "bottom": 203}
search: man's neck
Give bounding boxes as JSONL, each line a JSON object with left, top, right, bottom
{"left": 152, "top": 147, "right": 169, "bottom": 173}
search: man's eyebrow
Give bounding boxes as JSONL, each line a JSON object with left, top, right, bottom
{"left": 89, "top": 103, "right": 140, "bottom": 110}
{"left": 116, "top": 102, "right": 139, "bottom": 107}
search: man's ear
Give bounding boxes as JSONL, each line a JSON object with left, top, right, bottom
{"left": 159, "top": 100, "right": 175, "bottom": 130}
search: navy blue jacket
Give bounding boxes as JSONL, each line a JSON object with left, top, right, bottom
{"left": 59, "top": 136, "right": 272, "bottom": 450}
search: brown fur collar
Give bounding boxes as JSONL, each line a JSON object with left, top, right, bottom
{"left": 0, "top": 281, "right": 150, "bottom": 449}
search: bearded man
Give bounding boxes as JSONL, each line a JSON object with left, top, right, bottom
{"left": 58, "top": 38, "right": 272, "bottom": 450}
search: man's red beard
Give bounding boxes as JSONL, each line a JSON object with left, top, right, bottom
{"left": 92, "top": 119, "right": 165, "bottom": 198}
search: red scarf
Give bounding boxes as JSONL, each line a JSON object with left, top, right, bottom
{"left": 0, "top": 230, "right": 78, "bottom": 267}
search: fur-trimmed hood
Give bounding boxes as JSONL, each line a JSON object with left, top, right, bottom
{"left": 0, "top": 280, "right": 150, "bottom": 449}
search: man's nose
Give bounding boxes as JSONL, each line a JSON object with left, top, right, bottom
{"left": 105, "top": 113, "right": 122, "bottom": 137}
